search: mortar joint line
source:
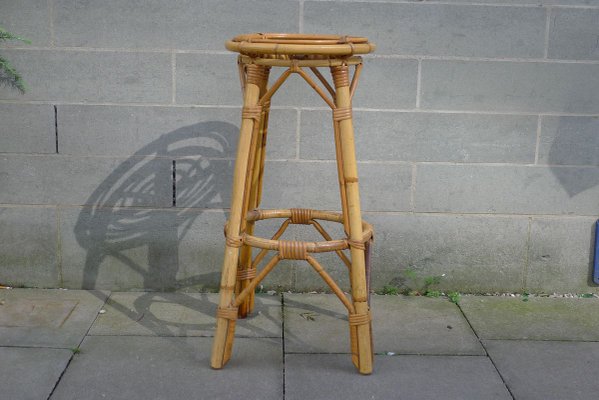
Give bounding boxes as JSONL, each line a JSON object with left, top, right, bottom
{"left": 299, "top": 1, "right": 305, "bottom": 34}
{"left": 415, "top": 58, "right": 422, "bottom": 109}
{"left": 281, "top": 293, "right": 287, "bottom": 399}
{"left": 3, "top": 99, "right": 599, "bottom": 117}
{"left": 296, "top": 108, "right": 301, "bottom": 160}
{"left": 56, "top": 205, "right": 63, "bottom": 287}
{"left": 54, "top": 105, "right": 59, "bottom": 154}
{"left": 410, "top": 163, "right": 417, "bottom": 212}
{"left": 544, "top": 7, "right": 552, "bottom": 59}
{"left": 172, "top": 160, "right": 177, "bottom": 207}
{"left": 523, "top": 216, "right": 532, "bottom": 290}
{"left": 306, "top": 0, "right": 599, "bottom": 9}
{"left": 534, "top": 115, "right": 542, "bottom": 165}
{"left": 171, "top": 51, "right": 176, "bottom": 104}
{"left": 48, "top": 0, "right": 55, "bottom": 47}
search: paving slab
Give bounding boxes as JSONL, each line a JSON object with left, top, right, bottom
{"left": 285, "top": 354, "right": 511, "bottom": 400}
{"left": 89, "top": 292, "right": 281, "bottom": 337}
{"left": 0, "top": 347, "right": 73, "bottom": 400}
{"left": 485, "top": 340, "right": 599, "bottom": 400}
{"left": 0, "top": 289, "right": 108, "bottom": 348}
{"left": 50, "top": 336, "right": 282, "bottom": 400}
{"left": 284, "top": 293, "right": 483, "bottom": 355}
{"left": 459, "top": 296, "right": 599, "bottom": 340}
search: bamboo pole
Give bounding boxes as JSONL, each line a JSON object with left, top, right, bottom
{"left": 331, "top": 64, "right": 373, "bottom": 375}
{"left": 211, "top": 66, "right": 264, "bottom": 370}
{"left": 238, "top": 68, "right": 271, "bottom": 318}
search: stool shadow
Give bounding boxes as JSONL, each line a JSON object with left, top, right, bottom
{"left": 72, "top": 121, "right": 283, "bottom": 339}
{"left": 103, "top": 292, "right": 282, "bottom": 345}
{"left": 75, "top": 121, "right": 235, "bottom": 292}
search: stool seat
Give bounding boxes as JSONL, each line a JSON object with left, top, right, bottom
{"left": 226, "top": 33, "right": 376, "bottom": 57}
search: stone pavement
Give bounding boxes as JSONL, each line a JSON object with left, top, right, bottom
{"left": 1, "top": 289, "right": 599, "bottom": 400}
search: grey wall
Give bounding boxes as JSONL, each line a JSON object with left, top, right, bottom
{"left": 1, "top": 0, "right": 598, "bottom": 294}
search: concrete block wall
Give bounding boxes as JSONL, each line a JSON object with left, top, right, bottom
{"left": 1, "top": 0, "right": 598, "bottom": 294}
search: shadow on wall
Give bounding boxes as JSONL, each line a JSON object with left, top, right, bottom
{"left": 74, "top": 121, "right": 237, "bottom": 290}
{"left": 547, "top": 116, "right": 599, "bottom": 287}
{"left": 548, "top": 116, "right": 599, "bottom": 197}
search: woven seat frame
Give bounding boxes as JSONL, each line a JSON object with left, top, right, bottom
{"left": 212, "top": 33, "right": 375, "bottom": 375}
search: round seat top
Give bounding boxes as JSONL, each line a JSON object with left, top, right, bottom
{"left": 225, "top": 33, "right": 375, "bottom": 57}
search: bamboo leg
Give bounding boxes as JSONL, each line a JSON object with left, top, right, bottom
{"left": 238, "top": 69, "right": 271, "bottom": 318}
{"left": 211, "top": 65, "right": 267, "bottom": 369}
{"left": 331, "top": 64, "right": 373, "bottom": 375}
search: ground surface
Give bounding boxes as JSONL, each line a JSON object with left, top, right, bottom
{"left": 1, "top": 289, "right": 598, "bottom": 400}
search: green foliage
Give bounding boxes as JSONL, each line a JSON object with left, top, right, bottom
{"left": 447, "top": 291, "right": 461, "bottom": 304}
{"left": 580, "top": 293, "right": 595, "bottom": 298}
{"left": 378, "top": 285, "right": 400, "bottom": 295}
{"left": 70, "top": 347, "right": 81, "bottom": 354}
{"left": 0, "top": 27, "right": 30, "bottom": 93}
{"left": 380, "top": 268, "right": 448, "bottom": 299}
{"left": 399, "top": 267, "right": 444, "bottom": 297}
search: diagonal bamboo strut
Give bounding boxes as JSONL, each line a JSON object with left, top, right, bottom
{"left": 306, "top": 256, "right": 355, "bottom": 314}
{"left": 309, "top": 67, "right": 336, "bottom": 98}
{"left": 254, "top": 103, "right": 271, "bottom": 206}
{"left": 234, "top": 254, "right": 281, "bottom": 307}
{"left": 310, "top": 220, "right": 351, "bottom": 269}
{"left": 349, "top": 63, "right": 363, "bottom": 100}
{"left": 259, "top": 69, "right": 292, "bottom": 105}
{"left": 295, "top": 68, "right": 336, "bottom": 109}
{"left": 251, "top": 219, "right": 291, "bottom": 269}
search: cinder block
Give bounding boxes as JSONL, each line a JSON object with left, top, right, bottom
{"left": 0, "top": 155, "right": 172, "bottom": 206}
{"left": 0, "top": 104, "right": 55, "bottom": 153}
{"left": 175, "top": 54, "right": 240, "bottom": 105}
{"left": 0, "top": 0, "right": 51, "bottom": 46}
{"left": 538, "top": 116, "right": 599, "bottom": 166}
{"left": 365, "top": 213, "right": 528, "bottom": 293}
{"left": 260, "top": 160, "right": 412, "bottom": 212}
{"left": 414, "top": 164, "right": 599, "bottom": 215}
{"left": 548, "top": 9, "right": 599, "bottom": 60}
{"left": 0, "top": 50, "right": 171, "bottom": 103}
{"left": 58, "top": 105, "right": 296, "bottom": 159}
{"left": 527, "top": 217, "right": 598, "bottom": 293}
{"left": 0, "top": 206, "right": 59, "bottom": 288}
{"left": 59, "top": 207, "right": 293, "bottom": 290}
{"left": 304, "top": 2, "right": 545, "bottom": 58}
{"left": 300, "top": 110, "right": 537, "bottom": 163}
{"left": 53, "top": 0, "right": 298, "bottom": 49}
{"left": 421, "top": 60, "right": 599, "bottom": 113}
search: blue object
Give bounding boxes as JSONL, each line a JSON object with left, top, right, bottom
{"left": 594, "top": 220, "right": 599, "bottom": 285}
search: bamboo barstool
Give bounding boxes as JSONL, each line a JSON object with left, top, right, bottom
{"left": 211, "top": 33, "right": 376, "bottom": 374}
